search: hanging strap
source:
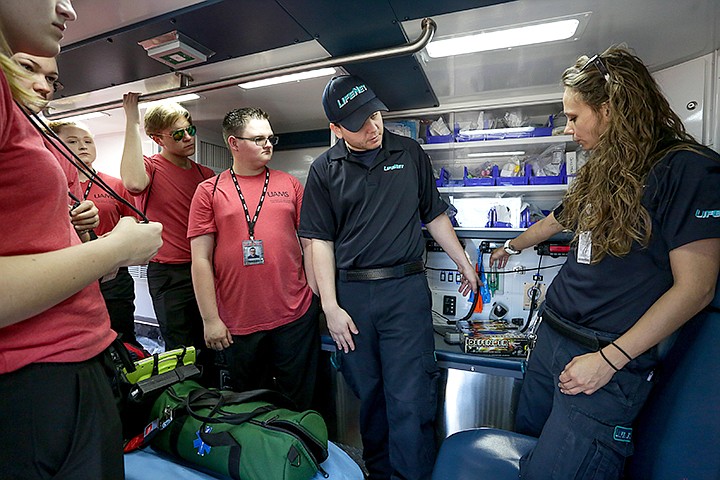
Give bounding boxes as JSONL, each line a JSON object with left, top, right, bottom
{"left": 183, "top": 388, "right": 295, "bottom": 425}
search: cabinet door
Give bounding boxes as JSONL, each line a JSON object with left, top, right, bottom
{"left": 653, "top": 53, "right": 713, "bottom": 145}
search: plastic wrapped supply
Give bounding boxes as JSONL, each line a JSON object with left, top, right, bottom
{"left": 503, "top": 110, "right": 529, "bottom": 128}
{"left": 429, "top": 117, "right": 452, "bottom": 136}
{"left": 384, "top": 120, "right": 419, "bottom": 140}
{"left": 520, "top": 202, "right": 547, "bottom": 228}
{"left": 426, "top": 117, "right": 455, "bottom": 143}
{"left": 528, "top": 144, "right": 564, "bottom": 176}
{"left": 527, "top": 144, "right": 567, "bottom": 184}
{"left": 456, "top": 114, "right": 554, "bottom": 142}
{"left": 500, "top": 155, "right": 523, "bottom": 177}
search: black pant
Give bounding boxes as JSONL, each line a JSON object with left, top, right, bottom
{"left": 515, "top": 321, "right": 656, "bottom": 479}
{"left": 100, "top": 266, "right": 138, "bottom": 346}
{"left": 224, "top": 295, "right": 320, "bottom": 411}
{"left": 147, "top": 262, "right": 219, "bottom": 385}
{"left": 146, "top": 262, "right": 204, "bottom": 351}
{"left": 336, "top": 274, "right": 438, "bottom": 480}
{"left": 0, "top": 356, "right": 124, "bottom": 479}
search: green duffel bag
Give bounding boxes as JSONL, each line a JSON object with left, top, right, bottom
{"left": 149, "top": 380, "right": 329, "bottom": 480}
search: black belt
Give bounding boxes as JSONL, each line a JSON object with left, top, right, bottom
{"left": 542, "top": 308, "right": 619, "bottom": 351}
{"left": 339, "top": 260, "right": 425, "bottom": 282}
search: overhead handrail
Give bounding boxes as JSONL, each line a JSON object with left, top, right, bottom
{"left": 45, "top": 18, "right": 436, "bottom": 119}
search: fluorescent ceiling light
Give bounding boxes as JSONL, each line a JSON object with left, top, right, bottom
{"left": 239, "top": 67, "right": 336, "bottom": 89}
{"left": 467, "top": 151, "right": 525, "bottom": 158}
{"left": 51, "top": 111, "right": 107, "bottom": 122}
{"left": 426, "top": 16, "right": 583, "bottom": 58}
{"left": 139, "top": 93, "right": 200, "bottom": 110}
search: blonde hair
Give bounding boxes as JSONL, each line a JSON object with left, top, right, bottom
{"left": 47, "top": 119, "right": 92, "bottom": 136}
{"left": 144, "top": 102, "right": 192, "bottom": 136}
{"left": 558, "top": 45, "right": 699, "bottom": 262}
{"left": 0, "top": 31, "right": 43, "bottom": 109}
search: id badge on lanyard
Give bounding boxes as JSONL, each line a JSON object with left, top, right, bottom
{"left": 577, "top": 231, "right": 592, "bottom": 264}
{"left": 243, "top": 239, "right": 264, "bottom": 265}
{"left": 231, "top": 167, "right": 270, "bottom": 267}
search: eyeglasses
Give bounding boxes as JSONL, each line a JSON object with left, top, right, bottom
{"left": 235, "top": 135, "right": 279, "bottom": 146}
{"left": 579, "top": 54, "right": 611, "bottom": 83}
{"left": 155, "top": 125, "right": 197, "bottom": 142}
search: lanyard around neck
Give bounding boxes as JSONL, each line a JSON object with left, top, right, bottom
{"left": 229, "top": 167, "right": 270, "bottom": 240}
{"left": 82, "top": 171, "right": 96, "bottom": 200}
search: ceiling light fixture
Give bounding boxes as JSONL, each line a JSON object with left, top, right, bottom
{"left": 48, "top": 111, "right": 108, "bottom": 122}
{"left": 238, "top": 67, "right": 337, "bottom": 89}
{"left": 139, "top": 93, "right": 201, "bottom": 110}
{"left": 426, "top": 13, "right": 589, "bottom": 58}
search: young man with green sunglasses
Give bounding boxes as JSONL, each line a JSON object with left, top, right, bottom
{"left": 120, "top": 92, "right": 216, "bottom": 384}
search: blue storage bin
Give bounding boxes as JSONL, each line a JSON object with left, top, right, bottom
{"left": 456, "top": 115, "right": 554, "bottom": 142}
{"left": 436, "top": 167, "right": 450, "bottom": 187}
{"left": 496, "top": 164, "right": 530, "bottom": 186}
{"left": 435, "top": 167, "right": 463, "bottom": 187}
{"left": 463, "top": 166, "right": 495, "bottom": 186}
{"left": 530, "top": 163, "right": 567, "bottom": 185}
{"left": 426, "top": 124, "right": 457, "bottom": 144}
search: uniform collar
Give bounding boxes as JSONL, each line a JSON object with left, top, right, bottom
{"left": 327, "top": 129, "right": 404, "bottom": 162}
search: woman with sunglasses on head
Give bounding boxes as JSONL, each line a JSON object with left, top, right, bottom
{"left": 120, "top": 93, "right": 214, "bottom": 374}
{"left": 0, "top": 1, "right": 163, "bottom": 478}
{"left": 490, "top": 45, "right": 720, "bottom": 479}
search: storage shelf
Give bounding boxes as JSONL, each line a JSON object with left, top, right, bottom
{"left": 423, "top": 228, "right": 573, "bottom": 242}
{"left": 439, "top": 184, "right": 568, "bottom": 195}
{"left": 422, "top": 135, "right": 573, "bottom": 151}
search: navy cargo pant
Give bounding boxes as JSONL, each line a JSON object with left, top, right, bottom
{"left": 336, "top": 273, "right": 439, "bottom": 480}
{"left": 515, "top": 321, "right": 657, "bottom": 479}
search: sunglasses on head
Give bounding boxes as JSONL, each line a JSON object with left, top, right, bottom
{"left": 156, "top": 125, "right": 197, "bottom": 142}
{"left": 579, "top": 54, "right": 611, "bottom": 83}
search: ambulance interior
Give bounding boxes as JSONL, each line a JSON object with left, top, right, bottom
{"left": 45, "top": 1, "right": 720, "bottom": 478}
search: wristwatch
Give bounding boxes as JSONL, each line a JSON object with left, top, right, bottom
{"left": 503, "top": 238, "right": 521, "bottom": 255}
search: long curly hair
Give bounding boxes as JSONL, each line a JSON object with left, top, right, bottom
{"left": 558, "top": 45, "right": 698, "bottom": 262}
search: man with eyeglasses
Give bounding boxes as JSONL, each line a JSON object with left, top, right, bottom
{"left": 120, "top": 92, "right": 215, "bottom": 381}
{"left": 187, "top": 107, "right": 320, "bottom": 410}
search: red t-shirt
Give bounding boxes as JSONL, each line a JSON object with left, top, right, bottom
{"left": 81, "top": 171, "right": 138, "bottom": 236}
{"left": 130, "top": 153, "right": 214, "bottom": 263}
{"left": 45, "top": 137, "right": 82, "bottom": 201}
{"left": 188, "top": 169, "right": 313, "bottom": 335}
{"left": 0, "top": 70, "right": 114, "bottom": 374}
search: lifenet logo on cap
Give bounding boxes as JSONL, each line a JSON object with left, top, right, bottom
{"left": 322, "top": 75, "right": 388, "bottom": 132}
{"left": 337, "top": 84, "right": 368, "bottom": 109}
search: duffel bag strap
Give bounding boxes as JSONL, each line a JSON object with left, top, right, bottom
{"left": 187, "top": 387, "right": 298, "bottom": 411}
{"left": 217, "top": 388, "right": 298, "bottom": 411}
{"left": 184, "top": 388, "right": 277, "bottom": 425}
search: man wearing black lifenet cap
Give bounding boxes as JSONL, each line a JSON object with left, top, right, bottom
{"left": 299, "top": 75, "right": 479, "bottom": 480}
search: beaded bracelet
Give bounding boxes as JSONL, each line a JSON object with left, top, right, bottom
{"left": 611, "top": 341, "right": 633, "bottom": 361}
{"left": 599, "top": 349, "right": 620, "bottom": 372}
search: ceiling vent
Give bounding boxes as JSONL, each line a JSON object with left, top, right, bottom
{"left": 138, "top": 31, "right": 214, "bottom": 69}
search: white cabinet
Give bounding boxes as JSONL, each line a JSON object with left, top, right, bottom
{"left": 425, "top": 135, "right": 573, "bottom": 239}
{"left": 386, "top": 96, "right": 575, "bottom": 239}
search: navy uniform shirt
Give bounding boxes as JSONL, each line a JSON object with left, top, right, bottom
{"left": 299, "top": 129, "right": 448, "bottom": 270}
{"left": 546, "top": 147, "right": 720, "bottom": 334}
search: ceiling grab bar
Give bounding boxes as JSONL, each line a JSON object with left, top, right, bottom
{"left": 44, "top": 18, "right": 436, "bottom": 119}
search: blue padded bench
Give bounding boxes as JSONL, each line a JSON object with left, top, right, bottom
{"left": 432, "top": 285, "right": 720, "bottom": 480}
{"left": 125, "top": 441, "right": 364, "bottom": 480}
